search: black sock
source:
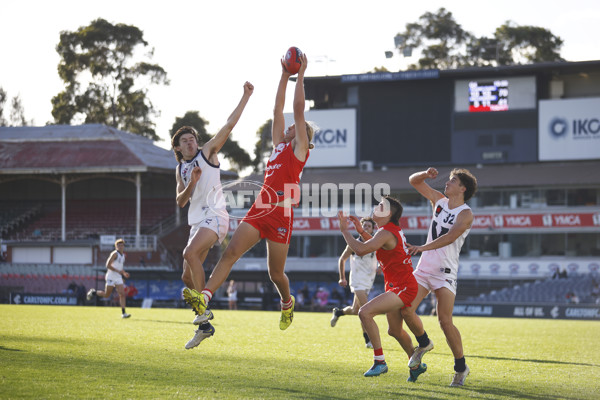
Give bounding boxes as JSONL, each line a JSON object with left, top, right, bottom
{"left": 335, "top": 309, "right": 344, "bottom": 317}
{"left": 454, "top": 357, "right": 466, "bottom": 372}
{"left": 199, "top": 322, "right": 210, "bottom": 330}
{"left": 363, "top": 332, "right": 370, "bottom": 343}
{"left": 374, "top": 359, "right": 386, "bottom": 365}
{"left": 122, "top": 308, "right": 126, "bottom": 314}
{"left": 416, "top": 332, "right": 430, "bottom": 348}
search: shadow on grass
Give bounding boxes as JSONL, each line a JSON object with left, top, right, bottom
{"left": 0, "top": 344, "right": 449, "bottom": 399}
{"left": 467, "top": 353, "right": 599, "bottom": 368}
{"left": 0, "top": 345, "right": 23, "bottom": 352}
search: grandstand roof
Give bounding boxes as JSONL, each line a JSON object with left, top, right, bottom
{"left": 0, "top": 124, "right": 174, "bottom": 174}
{"left": 0, "top": 124, "right": 235, "bottom": 177}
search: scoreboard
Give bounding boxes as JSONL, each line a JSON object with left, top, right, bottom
{"left": 468, "top": 80, "right": 509, "bottom": 112}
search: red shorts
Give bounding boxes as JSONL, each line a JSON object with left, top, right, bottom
{"left": 384, "top": 271, "right": 418, "bottom": 308}
{"left": 242, "top": 202, "right": 293, "bottom": 244}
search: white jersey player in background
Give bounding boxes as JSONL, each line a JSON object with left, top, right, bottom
{"left": 330, "top": 217, "right": 379, "bottom": 348}
{"left": 87, "top": 238, "right": 131, "bottom": 318}
{"left": 400, "top": 167, "right": 478, "bottom": 387}
{"left": 171, "top": 81, "right": 253, "bottom": 349}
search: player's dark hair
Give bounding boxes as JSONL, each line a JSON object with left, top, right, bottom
{"left": 360, "top": 217, "right": 376, "bottom": 230}
{"left": 384, "top": 196, "right": 403, "bottom": 226}
{"left": 171, "top": 126, "right": 200, "bottom": 162}
{"left": 451, "top": 168, "right": 478, "bottom": 202}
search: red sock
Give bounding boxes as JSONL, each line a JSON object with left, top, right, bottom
{"left": 281, "top": 297, "right": 293, "bottom": 310}
{"left": 201, "top": 289, "right": 213, "bottom": 304}
{"left": 373, "top": 347, "right": 385, "bottom": 362}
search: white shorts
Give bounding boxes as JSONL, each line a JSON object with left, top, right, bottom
{"left": 349, "top": 271, "right": 376, "bottom": 293}
{"left": 188, "top": 213, "right": 229, "bottom": 246}
{"left": 413, "top": 268, "right": 457, "bottom": 295}
{"left": 105, "top": 274, "right": 124, "bottom": 287}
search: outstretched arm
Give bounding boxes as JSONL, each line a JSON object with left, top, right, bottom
{"left": 293, "top": 53, "right": 309, "bottom": 161}
{"left": 203, "top": 81, "right": 254, "bottom": 157}
{"left": 409, "top": 167, "right": 445, "bottom": 207}
{"left": 272, "top": 61, "right": 292, "bottom": 147}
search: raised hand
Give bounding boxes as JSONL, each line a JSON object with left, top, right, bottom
{"left": 337, "top": 211, "right": 349, "bottom": 231}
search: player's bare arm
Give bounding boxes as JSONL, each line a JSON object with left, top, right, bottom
{"left": 203, "top": 81, "right": 254, "bottom": 163}
{"left": 407, "top": 209, "right": 473, "bottom": 255}
{"left": 409, "top": 168, "right": 445, "bottom": 206}
{"left": 339, "top": 212, "right": 396, "bottom": 256}
{"left": 175, "top": 164, "right": 201, "bottom": 208}
{"left": 338, "top": 245, "right": 353, "bottom": 286}
{"left": 293, "top": 53, "right": 309, "bottom": 161}
{"left": 272, "top": 61, "right": 291, "bottom": 147}
{"left": 349, "top": 215, "right": 373, "bottom": 240}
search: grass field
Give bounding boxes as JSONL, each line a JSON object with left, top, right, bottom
{"left": 1, "top": 304, "right": 599, "bottom": 399}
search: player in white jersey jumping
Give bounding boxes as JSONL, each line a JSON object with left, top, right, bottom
{"left": 172, "top": 81, "right": 254, "bottom": 349}
{"left": 330, "top": 217, "right": 379, "bottom": 349}
{"left": 401, "top": 167, "right": 477, "bottom": 387}
{"left": 87, "top": 238, "right": 131, "bottom": 318}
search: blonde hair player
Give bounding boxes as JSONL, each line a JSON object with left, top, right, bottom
{"left": 183, "top": 51, "right": 315, "bottom": 332}
{"left": 87, "top": 238, "right": 131, "bottom": 318}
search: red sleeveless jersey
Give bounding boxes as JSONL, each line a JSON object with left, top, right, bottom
{"left": 258, "top": 141, "right": 309, "bottom": 205}
{"left": 375, "top": 222, "right": 414, "bottom": 283}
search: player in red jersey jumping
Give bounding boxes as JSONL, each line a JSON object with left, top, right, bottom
{"left": 183, "top": 52, "right": 315, "bottom": 331}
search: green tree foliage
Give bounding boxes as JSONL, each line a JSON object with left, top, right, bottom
{"left": 169, "top": 111, "right": 252, "bottom": 172}
{"left": 252, "top": 119, "right": 272, "bottom": 172}
{"left": 393, "top": 8, "right": 563, "bottom": 69}
{"left": 394, "top": 8, "right": 473, "bottom": 69}
{"left": 52, "top": 18, "right": 169, "bottom": 140}
{"left": 0, "top": 87, "right": 7, "bottom": 126}
{"left": 0, "top": 86, "right": 31, "bottom": 126}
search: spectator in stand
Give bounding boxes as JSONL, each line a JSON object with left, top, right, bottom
{"left": 312, "top": 287, "right": 329, "bottom": 311}
{"left": 330, "top": 287, "right": 343, "bottom": 307}
{"left": 139, "top": 257, "right": 146, "bottom": 268}
{"left": 124, "top": 283, "right": 138, "bottom": 299}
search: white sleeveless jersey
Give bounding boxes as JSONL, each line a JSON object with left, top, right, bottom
{"left": 179, "top": 150, "right": 226, "bottom": 225}
{"left": 415, "top": 197, "right": 471, "bottom": 279}
{"left": 348, "top": 238, "right": 378, "bottom": 291}
{"left": 106, "top": 251, "right": 125, "bottom": 280}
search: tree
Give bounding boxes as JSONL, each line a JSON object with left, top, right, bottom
{"left": 0, "top": 86, "right": 31, "bottom": 126}
{"left": 252, "top": 120, "right": 272, "bottom": 172}
{"left": 52, "top": 18, "right": 169, "bottom": 140}
{"left": 0, "top": 87, "right": 7, "bottom": 126}
{"left": 393, "top": 8, "right": 563, "bottom": 69}
{"left": 170, "top": 111, "right": 252, "bottom": 172}
{"left": 393, "top": 8, "right": 472, "bottom": 70}
{"left": 493, "top": 22, "right": 564, "bottom": 64}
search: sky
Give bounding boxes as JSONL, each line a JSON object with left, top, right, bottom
{"left": 2, "top": 0, "right": 600, "bottom": 170}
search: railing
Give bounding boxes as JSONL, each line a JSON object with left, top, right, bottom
{"left": 99, "top": 235, "right": 157, "bottom": 251}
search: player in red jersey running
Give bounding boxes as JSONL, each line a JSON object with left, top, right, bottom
{"left": 338, "top": 196, "right": 426, "bottom": 381}
{"left": 183, "top": 52, "right": 315, "bottom": 331}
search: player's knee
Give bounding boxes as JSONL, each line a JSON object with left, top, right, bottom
{"left": 358, "top": 307, "right": 370, "bottom": 323}
{"left": 438, "top": 317, "right": 453, "bottom": 332}
{"left": 222, "top": 244, "right": 244, "bottom": 261}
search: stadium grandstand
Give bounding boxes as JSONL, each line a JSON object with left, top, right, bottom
{"left": 0, "top": 124, "right": 235, "bottom": 305}
{"left": 2, "top": 60, "right": 600, "bottom": 319}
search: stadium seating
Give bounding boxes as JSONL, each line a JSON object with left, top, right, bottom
{"left": 469, "top": 273, "right": 599, "bottom": 304}
{"left": 6, "top": 198, "right": 175, "bottom": 240}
